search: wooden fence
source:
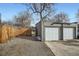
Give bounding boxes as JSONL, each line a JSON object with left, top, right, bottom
{"left": 0, "top": 24, "right": 32, "bottom": 43}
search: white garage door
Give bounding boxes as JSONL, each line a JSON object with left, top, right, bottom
{"left": 63, "top": 28, "right": 74, "bottom": 40}
{"left": 45, "top": 27, "right": 59, "bottom": 41}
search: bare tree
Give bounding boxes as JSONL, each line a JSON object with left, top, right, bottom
{"left": 53, "top": 12, "right": 70, "bottom": 40}
{"left": 25, "top": 3, "right": 55, "bottom": 41}
{"left": 54, "top": 12, "right": 69, "bottom": 23}
{"left": 14, "top": 11, "right": 31, "bottom": 27}
{"left": 26, "top": 3, "right": 55, "bottom": 21}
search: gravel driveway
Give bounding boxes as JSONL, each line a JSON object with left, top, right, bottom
{"left": 0, "top": 36, "right": 54, "bottom": 56}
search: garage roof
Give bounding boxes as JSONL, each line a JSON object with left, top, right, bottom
{"left": 51, "top": 22, "right": 78, "bottom": 25}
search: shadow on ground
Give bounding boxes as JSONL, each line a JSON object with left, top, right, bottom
{"left": 17, "top": 36, "right": 41, "bottom": 41}
{"left": 0, "top": 36, "right": 54, "bottom": 56}
{"left": 61, "top": 40, "right": 79, "bottom": 46}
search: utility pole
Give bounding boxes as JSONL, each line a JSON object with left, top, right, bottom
{"left": 0, "top": 13, "right": 1, "bottom": 24}
{"left": 0, "top": 13, "right": 2, "bottom": 43}
{"left": 61, "top": 23, "right": 63, "bottom": 40}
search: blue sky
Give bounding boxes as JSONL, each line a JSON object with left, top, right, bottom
{"left": 0, "top": 3, "right": 79, "bottom": 26}
{"left": 55, "top": 3, "right": 79, "bottom": 22}
{"left": 0, "top": 3, "right": 27, "bottom": 22}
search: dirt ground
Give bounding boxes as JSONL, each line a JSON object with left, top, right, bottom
{"left": 0, "top": 36, "right": 54, "bottom": 56}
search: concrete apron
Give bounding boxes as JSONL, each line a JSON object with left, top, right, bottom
{"left": 45, "top": 42, "right": 65, "bottom": 56}
{"left": 45, "top": 41, "right": 79, "bottom": 56}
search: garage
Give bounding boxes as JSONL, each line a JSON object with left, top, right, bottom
{"left": 63, "top": 28, "right": 74, "bottom": 40}
{"left": 45, "top": 27, "right": 75, "bottom": 41}
{"left": 36, "top": 21, "right": 77, "bottom": 41}
{"left": 45, "top": 27, "right": 59, "bottom": 41}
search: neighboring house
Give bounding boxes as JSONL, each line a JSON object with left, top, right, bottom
{"left": 31, "top": 27, "right": 36, "bottom": 36}
{"left": 36, "top": 20, "right": 78, "bottom": 41}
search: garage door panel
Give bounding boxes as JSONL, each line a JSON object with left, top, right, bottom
{"left": 63, "top": 28, "right": 74, "bottom": 40}
{"left": 45, "top": 28, "right": 59, "bottom": 41}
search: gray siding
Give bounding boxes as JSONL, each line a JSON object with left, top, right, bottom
{"left": 43, "top": 21, "right": 77, "bottom": 27}
{"left": 36, "top": 20, "right": 78, "bottom": 41}
{"left": 36, "top": 21, "right": 41, "bottom": 37}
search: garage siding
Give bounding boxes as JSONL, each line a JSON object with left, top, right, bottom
{"left": 63, "top": 28, "right": 74, "bottom": 40}
{"left": 45, "top": 27, "right": 59, "bottom": 41}
{"left": 36, "top": 21, "right": 77, "bottom": 41}
{"left": 44, "top": 27, "right": 75, "bottom": 41}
